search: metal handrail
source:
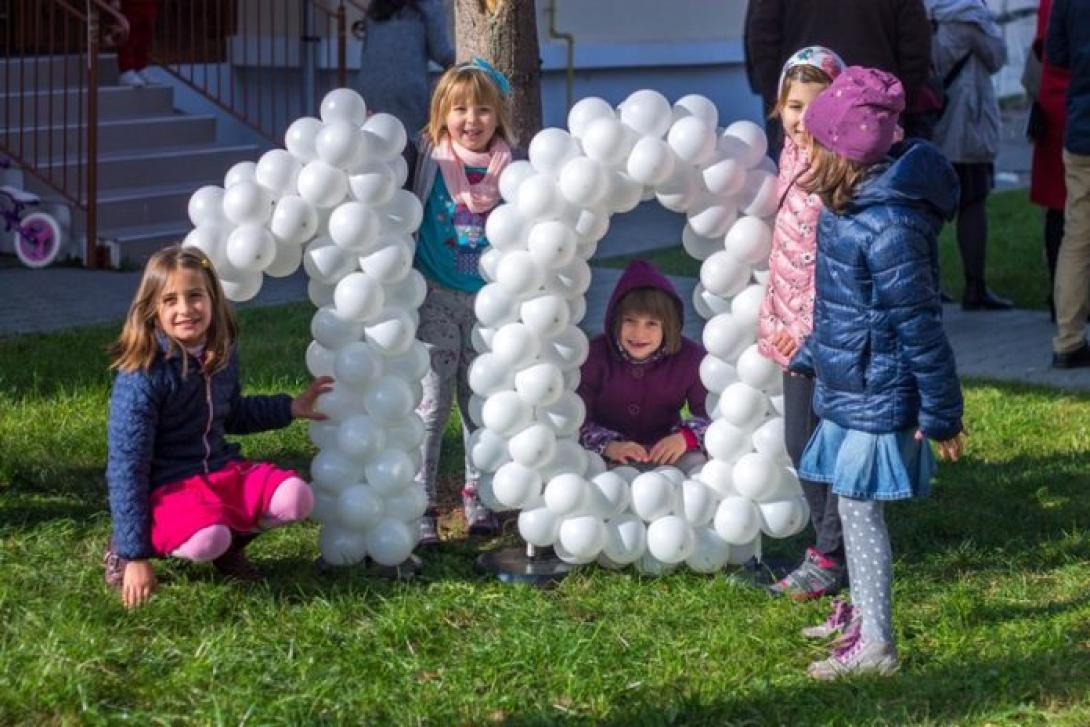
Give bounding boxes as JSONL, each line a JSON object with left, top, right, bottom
{"left": 0, "top": 0, "right": 129, "bottom": 267}
{"left": 151, "top": 0, "right": 359, "bottom": 146}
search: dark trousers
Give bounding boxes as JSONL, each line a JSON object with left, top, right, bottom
{"left": 783, "top": 371, "right": 843, "bottom": 561}
{"left": 953, "top": 162, "right": 994, "bottom": 294}
{"left": 1045, "top": 208, "right": 1064, "bottom": 318}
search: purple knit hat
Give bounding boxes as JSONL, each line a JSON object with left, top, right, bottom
{"left": 803, "top": 66, "right": 905, "bottom": 164}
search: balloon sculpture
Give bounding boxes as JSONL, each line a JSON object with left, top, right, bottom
{"left": 183, "top": 89, "right": 427, "bottom": 567}
{"left": 471, "top": 90, "right": 809, "bottom": 574}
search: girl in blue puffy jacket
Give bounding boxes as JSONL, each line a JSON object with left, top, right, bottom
{"left": 787, "top": 67, "right": 966, "bottom": 679}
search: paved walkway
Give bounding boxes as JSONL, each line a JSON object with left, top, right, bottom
{"left": 4, "top": 235, "right": 1089, "bottom": 391}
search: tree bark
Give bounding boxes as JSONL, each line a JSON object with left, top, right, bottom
{"left": 454, "top": 0, "right": 542, "bottom": 148}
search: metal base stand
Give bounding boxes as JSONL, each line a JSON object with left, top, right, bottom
{"left": 474, "top": 543, "right": 575, "bottom": 586}
{"left": 725, "top": 555, "right": 796, "bottom": 590}
{"left": 315, "top": 553, "right": 423, "bottom": 581}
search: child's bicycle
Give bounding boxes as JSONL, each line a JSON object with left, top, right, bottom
{"left": 0, "top": 159, "right": 63, "bottom": 269}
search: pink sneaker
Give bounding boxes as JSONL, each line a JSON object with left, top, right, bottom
{"left": 808, "top": 630, "right": 898, "bottom": 680}
{"left": 801, "top": 598, "right": 858, "bottom": 640}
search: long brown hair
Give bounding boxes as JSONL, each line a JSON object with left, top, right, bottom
{"left": 801, "top": 140, "right": 869, "bottom": 214}
{"left": 425, "top": 64, "right": 515, "bottom": 147}
{"left": 612, "top": 287, "right": 682, "bottom": 355}
{"left": 770, "top": 64, "right": 833, "bottom": 120}
{"left": 109, "top": 245, "right": 237, "bottom": 374}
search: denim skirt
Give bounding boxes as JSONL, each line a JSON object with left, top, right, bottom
{"left": 798, "top": 420, "right": 937, "bottom": 501}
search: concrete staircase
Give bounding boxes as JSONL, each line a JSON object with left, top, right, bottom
{"left": 1, "top": 55, "right": 262, "bottom": 264}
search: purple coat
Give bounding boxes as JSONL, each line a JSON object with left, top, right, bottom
{"left": 577, "top": 260, "right": 709, "bottom": 452}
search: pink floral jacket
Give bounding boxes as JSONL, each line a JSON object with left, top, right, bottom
{"left": 756, "top": 137, "right": 823, "bottom": 370}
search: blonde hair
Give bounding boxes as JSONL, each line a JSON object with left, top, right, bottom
{"left": 109, "top": 245, "right": 237, "bottom": 374}
{"left": 770, "top": 64, "right": 834, "bottom": 120}
{"left": 612, "top": 287, "right": 682, "bottom": 355}
{"left": 425, "top": 63, "right": 515, "bottom": 147}
{"left": 802, "top": 140, "right": 869, "bottom": 213}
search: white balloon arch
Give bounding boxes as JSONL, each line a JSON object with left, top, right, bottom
{"left": 182, "top": 87, "right": 808, "bottom": 574}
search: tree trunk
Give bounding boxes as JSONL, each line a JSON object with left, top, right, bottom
{"left": 454, "top": 0, "right": 542, "bottom": 148}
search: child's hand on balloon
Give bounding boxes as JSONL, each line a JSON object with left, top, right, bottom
{"left": 649, "top": 433, "right": 687, "bottom": 465}
{"left": 292, "top": 376, "right": 335, "bottom": 420}
{"left": 604, "top": 440, "right": 650, "bottom": 464}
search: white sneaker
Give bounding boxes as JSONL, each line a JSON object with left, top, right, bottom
{"left": 137, "top": 68, "right": 156, "bottom": 85}
{"left": 119, "top": 70, "right": 146, "bottom": 88}
{"left": 808, "top": 637, "right": 899, "bottom": 680}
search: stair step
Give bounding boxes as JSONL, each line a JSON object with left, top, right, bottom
{"left": 0, "top": 54, "right": 120, "bottom": 91}
{"left": 97, "top": 180, "right": 218, "bottom": 229}
{"left": 99, "top": 219, "right": 196, "bottom": 265}
{"left": 35, "top": 143, "right": 258, "bottom": 190}
{"left": 2, "top": 115, "right": 218, "bottom": 157}
{"left": 0, "top": 85, "right": 176, "bottom": 126}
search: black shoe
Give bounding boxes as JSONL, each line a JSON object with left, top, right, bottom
{"left": 962, "top": 288, "right": 1013, "bottom": 311}
{"left": 1052, "top": 341, "right": 1090, "bottom": 369}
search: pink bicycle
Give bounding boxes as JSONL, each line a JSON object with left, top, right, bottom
{"left": 0, "top": 159, "right": 63, "bottom": 269}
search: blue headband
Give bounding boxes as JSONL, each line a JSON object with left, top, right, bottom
{"left": 458, "top": 57, "right": 511, "bottom": 97}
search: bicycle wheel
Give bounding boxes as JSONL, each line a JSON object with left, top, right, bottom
{"left": 14, "top": 211, "right": 63, "bottom": 269}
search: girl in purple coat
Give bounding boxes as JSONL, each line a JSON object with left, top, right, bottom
{"left": 578, "top": 260, "right": 709, "bottom": 471}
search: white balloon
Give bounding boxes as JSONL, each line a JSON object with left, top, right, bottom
{"left": 603, "top": 514, "right": 647, "bottom": 564}
{"left": 255, "top": 149, "right": 302, "bottom": 197}
{"left": 758, "top": 496, "right": 810, "bottom": 538}
{"left": 306, "top": 340, "right": 336, "bottom": 378}
{"left": 713, "top": 495, "right": 761, "bottom": 545}
{"left": 528, "top": 127, "right": 580, "bottom": 176}
{"left": 770, "top": 393, "right": 786, "bottom": 416}
{"left": 285, "top": 117, "right": 323, "bottom": 162}
{"left": 222, "top": 225, "right": 274, "bottom": 273}
{"left": 752, "top": 417, "right": 787, "bottom": 459}
{"left": 311, "top": 306, "right": 364, "bottom": 351}
{"left": 725, "top": 216, "right": 773, "bottom": 265}
{"left": 543, "top": 473, "right": 589, "bottom": 517}
{"left": 721, "top": 120, "right": 769, "bottom": 169}
{"left": 219, "top": 270, "right": 263, "bottom": 302}
{"left": 736, "top": 344, "right": 781, "bottom": 391}
{"left": 507, "top": 423, "right": 557, "bottom": 468}
{"left": 308, "top": 278, "right": 336, "bottom": 308}
{"left": 667, "top": 115, "right": 716, "bottom": 165}
{"left": 678, "top": 479, "right": 718, "bottom": 526}
{"left": 495, "top": 250, "right": 544, "bottom": 297}
{"left": 700, "top": 250, "right": 751, "bottom": 299}
{"left": 702, "top": 312, "right": 751, "bottom": 361}
{"left": 334, "top": 271, "right": 384, "bottom": 322}
{"left": 188, "top": 185, "right": 226, "bottom": 227}
{"left": 719, "top": 382, "right": 768, "bottom": 430}
{"left": 224, "top": 160, "right": 257, "bottom": 188}
{"left": 364, "top": 374, "right": 414, "bottom": 421}
{"left": 365, "top": 518, "right": 415, "bottom": 566}
{"left": 733, "top": 452, "right": 789, "bottom": 502}
{"left": 318, "top": 526, "right": 368, "bottom": 565}
{"left": 527, "top": 220, "right": 578, "bottom": 269}
{"left": 516, "top": 173, "right": 564, "bottom": 221}
{"left": 383, "top": 486, "right": 428, "bottom": 522}
{"left": 492, "top": 461, "right": 543, "bottom": 510}
{"left": 604, "top": 171, "right": 643, "bottom": 214}
{"left": 694, "top": 283, "right": 732, "bottom": 318}
{"left": 587, "top": 470, "right": 630, "bottom": 519}
{"left": 514, "top": 362, "right": 563, "bottom": 407}
{"left": 348, "top": 161, "right": 397, "bottom": 206}
{"left": 336, "top": 483, "right": 385, "bottom": 530}
{"left": 685, "top": 527, "right": 732, "bottom": 573}
{"left": 520, "top": 294, "right": 570, "bottom": 337}
{"left": 385, "top": 413, "right": 426, "bottom": 450}
{"left": 362, "top": 112, "right": 407, "bottom": 159}
{"left": 543, "top": 325, "right": 590, "bottom": 370}
{"left": 567, "top": 96, "right": 616, "bottom": 139}
{"left": 297, "top": 160, "right": 348, "bottom": 208}
{"left": 626, "top": 136, "right": 676, "bottom": 187}
{"left": 704, "top": 418, "right": 755, "bottom": 462}
{"left": 468, "top": 427, "right": 511, "bottom": 473}
{"left": 484, "top": 203, "right": 527, "bottom": 251}
{"left": 491, "top": 322, "right": 541, "bottom": 368}
{"left": 581, "top": 116, "right": 635, "bottom": 166}
{"left": 320, "top": 88, "right": 367, "bottom": 125}
{"left": 182, "top": 225, "right": 230, "bottom": 271}
{"left": 364, "top": 308, "right": 415, "bottom": 356}
{"left": 222, "top": 181, "right": 274, "bottom": 227}
{"left": 336, "top": 413, "right": 386, "bottom": 461}
{"left": 619, "top": 89, "right": 672, "bottom": 138}
{"left": 630, "top": 471, "right": 677, "bottom": 522}
{"left": 702, "top": 154, "right": 747, "bottom": 196}
{"left": 655, "top": 164, "right": 700, "bottom": 213}
{"left": 731, "top": 284, "right": 766, "bottom": 331}
{"left": 328, "top": 201, "right": 380, "bottom": 253}
{"left": 687, "top": 196, "right": 738, "bottom": 239}
{"left": 646, "top": 515, "right": 695, "bottom": 564}
{"left": 310, "top": 447, "right": 364, "bottom": 492}
{"left": 699, "top": 354, "right": 738, "bottom": 394}
{"left": 543, "top": 258, "right": 593, "bottom": 299}
{"left": 359, "top": 237, "right": 412, "bottom": 284}
{"left": 364, "top": 449, "right": 415, "bottom": 495}
{"left": 681, "top": 224, "right": 724, "bottom": 262}
{"left": 499, "top": 160, "right": 536, "bottom": 205}
{"left": 378, "top": 190, "right": 424, "bottom": 235}
{"left": 558, "top": 516, "right": 607, "bottom": 560}
{"left": 518, "top": 506, "right": 560, "bottom": 547}
{"left": 740, "top": 168, "right": 779, "bottom": 218}
{"left": 380, "top": 270, "right": 426, "bottom": 312}
{"left": 481, "top": 390, "right": 533, "bottom": 437}
{"left": 269, "top": 195, "right": 319, "bottom": 246}
{"left": 673, "top": 94, "right": 718, "bottom": 130}
{"left": 334, "top": 340, "right": 383, "bottom": 390}
{"left": 467, "top": 352, "right": 515, "bottom": 396}
{"left": 536, "top": 392, "right": 585, "bottom": 437}
{"left": 315, "top": 120, "right": 362, "bottom": 169}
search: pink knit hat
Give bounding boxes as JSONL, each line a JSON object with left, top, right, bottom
{"left": 803, "top": 66, "right": 905, "bottom": 164}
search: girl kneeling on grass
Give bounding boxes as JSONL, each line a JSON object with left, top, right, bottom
{"left": 788, "top": 67, "right": 966, "bottom": 678}
{"left": 104, "top": 245, "right": 331, "bottom": 609}
{"left": 577, "top": 260, "right": 710, "bottom": 473}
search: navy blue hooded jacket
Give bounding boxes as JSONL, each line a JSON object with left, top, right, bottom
{"left": 1046, "top": 0, "right": 1090, "bottom": 155}
{"left": 790, "top": 140, "right": 964, "bottom": 442}
{"left": 106, "top": 341, "right": 293, "bottom": 559}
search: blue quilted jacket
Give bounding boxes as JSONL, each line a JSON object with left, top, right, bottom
{"left": 790, "top": 140, "right": 964, "bottom": 442}
{"left": 106, "top": 339, "right": 293, "bottom": 559}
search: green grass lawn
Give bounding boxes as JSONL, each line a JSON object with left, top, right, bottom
{"left": 3, "top": 303, "right": 1090, "bottom": 723}
{"left": 598, "top": 190, "right": 1052, "bottom": 311}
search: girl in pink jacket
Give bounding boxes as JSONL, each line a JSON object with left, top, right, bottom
{"left": 757, "top": 46, "right": 846, "bottom": 601}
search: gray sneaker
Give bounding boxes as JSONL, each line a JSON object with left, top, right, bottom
{"left": 801, "top": 598, "right": 858, "bottom": 640}
{"left": 769, "top": 547, "right": 845, "bottom": 601}
{"left": 418, "top": 514, "right": 439, "bottom": 547}
{"left": 808, "top": 634, "right": 899, "bottom": 680}
{"left": 462, "top": 484, "right": 499, "bottom": 536}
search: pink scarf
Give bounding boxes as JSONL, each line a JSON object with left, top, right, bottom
{"left": 433, "top": 135, "right": 512, "bottom": 214}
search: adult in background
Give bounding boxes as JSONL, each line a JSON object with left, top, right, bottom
{"left": 355, "top": 0, "right": 455, "bottom": 139}
{"left": 1047, "top": 0, "right": 1090, "bottom": 368}
{"left": 926, "top": 0, "right": 1012, "bottom": 310}
{"left": 1029, "top": 0, "right": 1071, "bottom": 319}
{"left": 745, "top": 0, "right": 932, "bottom": 148}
